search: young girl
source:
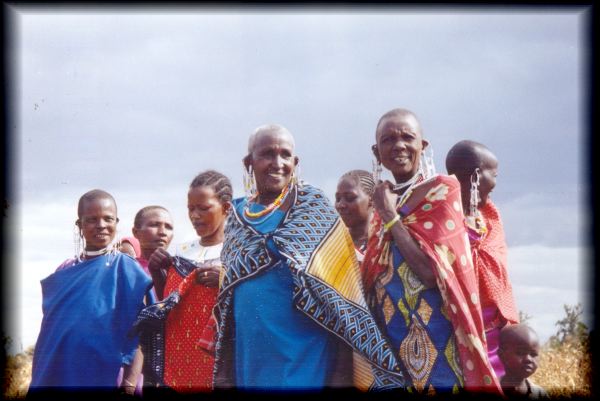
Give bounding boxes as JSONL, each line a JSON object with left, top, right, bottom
{"left": 29, "top": 189, "right": 152, "bottom": 395}
{"left": 135, "top": 170, "right": 232, "bottom": 393}
{"left": 446, "top": 140, "right": 519, "bottom": 380}
{"left": 334, "top": 169, "right": 375, "bottom": 261}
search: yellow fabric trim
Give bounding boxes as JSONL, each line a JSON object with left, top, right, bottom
{"left": 305, "top": 220, "right": 366, "bottom": 308}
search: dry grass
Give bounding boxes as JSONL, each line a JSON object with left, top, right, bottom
{"left": 530, "top": 338, "right": 592, "bottom": 398}
{"left": 2, "top": 340, "right": 593, "bottom": 398}
{"left": 3, "top": 346, "right": 33, "bottom": 399}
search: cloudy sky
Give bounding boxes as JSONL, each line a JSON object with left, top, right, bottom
{"left": 3, "top": 5, "right": 592, "bottom": 354}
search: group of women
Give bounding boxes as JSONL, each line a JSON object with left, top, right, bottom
{"left": 28, "top": 107, "right": 519, "bottom": 397}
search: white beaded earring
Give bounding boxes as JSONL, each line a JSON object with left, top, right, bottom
{"left": 73, "top": 223, "right": 84, "bottom": 263}
{"left": 420, "top": 145, "right": 437, "bottom": 179}
{"left": 372, "top": 158, "right": 382, "bottom": 183}
{"left": 243, "top": 166, "right": 257, "bottom": 199}
{"left": 469, "top": 168, "right": 481, "bottom": 217}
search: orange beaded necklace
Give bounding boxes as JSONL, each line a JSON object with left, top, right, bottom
{"left": 244, "top": 182, "right": 292, "bottom": 219}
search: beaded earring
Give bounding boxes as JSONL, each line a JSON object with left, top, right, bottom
{"left": 372, "top": 157, "right": 382, "bottom": 183}
{"left": 291, "top": 163, "right": 302, "bottom": 186}
{"left": 420, "top": 145, "right": 436, "bottom": 179}
{"left": 73, "top": 223, "right": 84, "bottom": 263}
{"left": 243, "top": 166, "right": 257, "bottom": 199}
{"left": 469, "top": 168, "right": 481, "bottom": 217}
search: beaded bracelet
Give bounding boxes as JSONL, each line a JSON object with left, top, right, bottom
{"left": 383, "top": 214, "right": 401, "bottom": 232}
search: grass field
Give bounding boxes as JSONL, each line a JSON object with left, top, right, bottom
{"left": 3, "top": 337, "right": 593, "bottom": 398}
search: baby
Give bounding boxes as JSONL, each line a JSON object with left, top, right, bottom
{"left": 498, "top": 324, "right": 549, "bottom": 399}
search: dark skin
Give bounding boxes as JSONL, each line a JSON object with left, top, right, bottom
{"left": 445, "top": 141, "right": 499, "bottom": 214}
{"left": 243, "top": 127, "right": 299, "bottom": 206}
{"left": 498, "top": 325, "right": 541, "bottom": 396}
{"left": 371, "top": 112, "right": 436, "bottom": 288}
{"left": 335, "top": 176, "right": 372, "bottom": 249}
{"left": 148, "top": 186, "right": 229, "bottom": 299}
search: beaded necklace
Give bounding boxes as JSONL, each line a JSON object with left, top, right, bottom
{"left": 243, "top": 182, "right": 292, "bottom": 219}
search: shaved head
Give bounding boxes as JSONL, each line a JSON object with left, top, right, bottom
{"left": 375, "top": 108, "right": 423, "bottom": 140}
{"left": 445, "top": 140, "right": 495, "bottom": 177}
{"left": 77, "top": 189, "right": 117, "bottom": 218}
{"left": 248, "top": 124, "right": 295, "bottom": 154}
{"left": 500, "top": 324, "right": 539, "bottom": 349}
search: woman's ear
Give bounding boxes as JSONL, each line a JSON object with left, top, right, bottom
{"left": 371, "top": 144, "right": 381, "bottom": 164}
{"left": 421, "top": 138, "right": 429, "bottom": 150}
{"left": 222, "top": 201, "right": 232, "bottom": 215}
{"left": 242, "top": 154, "right": 252, "bottom": 171}
{"left": 75, "top": 219, "right": 81, "bottom": 228}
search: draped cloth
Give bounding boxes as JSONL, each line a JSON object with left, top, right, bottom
{"left": 361, "top": 175, "right": 502, "bottom": 393}
{"left": 469, "top": 200, "right": 519, "bottom": 378}
{"left": 29, "top": 253, "right": 152, "bottom": 389}
{"left": 213, "top": 183, "right": 409, "bottom": 391}
{"left": 132, "top": 256, "right": 217, "bottom": 391}
{"left": 470, "top": 200, "right": 519, "bottom": 327}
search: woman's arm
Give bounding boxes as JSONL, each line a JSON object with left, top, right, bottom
{"left": 372, "top": 181, "right": 437, "bottom": 288}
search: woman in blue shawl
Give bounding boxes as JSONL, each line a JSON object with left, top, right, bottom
{"left": 213, "top": 125, "right": 410, "bottom": 392}
{"left": 28, "top": 190, "right": 154, "bottom": 396}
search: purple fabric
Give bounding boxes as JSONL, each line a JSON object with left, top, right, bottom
{"left": 483, "top": 306, "right": 505, "bottom": 379}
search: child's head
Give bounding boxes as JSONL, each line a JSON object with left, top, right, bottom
{"left": 498, "top": 324, "right": 541, "bottom": 381}
{"left": 76, "top": 189, "right": 119, "bottom": 251}
{"left": 132, "top": 206, "right": 174, "bottom": 259}
{"left": 187, "top": 170, "right": 232, "bottom": 246}
{"left": 445, "top": 140, "right": 498, "bottom": 211}
{"left": 335, "top": 170, "right": 374, "bottom": 230}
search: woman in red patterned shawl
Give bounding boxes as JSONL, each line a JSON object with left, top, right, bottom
{"left": 446, "top": 140, "right": 519, "bottom": 379}
{"left": 362, "top": 108, "right": 501, "bottom": 395}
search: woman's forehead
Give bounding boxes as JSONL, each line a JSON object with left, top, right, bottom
{"left": 376, "top": 114, "right": 420, "bottom": 139}
{"left": 251, "top": 129, "right": 295, "bottom": 152}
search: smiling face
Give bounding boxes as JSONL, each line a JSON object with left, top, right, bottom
{"left": 187, "top": 185, "right": 229, "bottom": 246}
{"left": 133, "top": 208, "right": 174, "bottom": 259}
{"left": 245, "top": 127, "right": 299, "bottom": 205}
{"left": 499, "top": 326, "right": 541, "bottom": 380}
{"left": 335, "top": 176, "right": 372, "bottom": 230}
{"left": 374, "top": 112, "right": 428, "bottom": 183}
{"left": 77, "top": 197, "right": 118, "bottom": 251}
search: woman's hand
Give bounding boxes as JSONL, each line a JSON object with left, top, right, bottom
{"left": 148, "top": 248, "right": 171, "bottom": 299}
{"left": 372, "top": 180, "right": 399, "bottom": 223}
{"left": 195, "top": 264, "right": 221, "bottom": 288}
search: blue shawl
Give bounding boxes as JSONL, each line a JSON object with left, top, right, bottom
{"left": 213, "top": 183, "right": 409, "bottom": 390}
{"left": 30, "top": 253, "right": 152, "bottom": 389}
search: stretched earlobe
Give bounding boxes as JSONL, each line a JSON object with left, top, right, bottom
{"left": 242, "top": 155, "right": 252, "bottom": 171}
{"left": 371, "top": 144, "right": 381, "bottom": 164}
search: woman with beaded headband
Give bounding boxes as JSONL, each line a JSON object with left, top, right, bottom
{"left": 133, "top": 170, "right": 232, "bottom": 393}
{"left": 29, "top": 189, "right": 153, "bottom": 396}
{"left": 362, "top": 109, "right": 501, "bottom": 394}
{"left": 446, "top": 140, "right": 519, "bottom": 380}
{"left": 213, "top": 124, "right": 410, "bottom": 391}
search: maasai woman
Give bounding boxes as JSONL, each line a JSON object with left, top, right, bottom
{"left": 213, "top": 124, "right": 408, "bottom": 391}
{"left": 335, "top": 170, "right": 375, "bottom": 261}
{"left": 134, "top": 171, "right": 231, "bottom": 393}
{"left": 29, "top": 190, "right": 153, "bottom": 396}
{"left": 362, "top": 108, "right": 501, "bottom": 394}
{"left": 446, "top": 140, "right": 519, "bottom": 379}
{"left": 117, "top": 206, "right": 175, "bottom": 395}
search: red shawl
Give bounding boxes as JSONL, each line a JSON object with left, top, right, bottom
{"left": 471, "top": 201, "right": 519, "bottom": 326}
{"left": 362, "top": 175, "right": 501, "bottom": 393}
